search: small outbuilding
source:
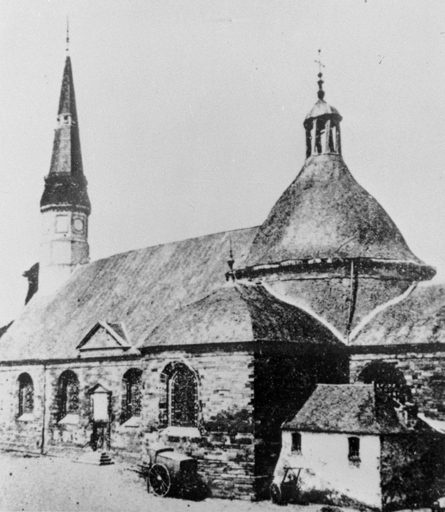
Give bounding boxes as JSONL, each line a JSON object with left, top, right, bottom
{"left": 276, "top": 384, "right": 445, "bottom": 510}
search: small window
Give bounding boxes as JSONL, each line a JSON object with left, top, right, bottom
{"left": 348, "top": 437, "right": 360, "bottom": 464}
{"left": 18, "top": 373, "right": 34, "bottom": 417}
{"left": 291, "top": 432, "right": 301, "bottom": 453}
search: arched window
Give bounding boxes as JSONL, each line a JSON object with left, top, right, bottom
{"left": 160, "top": 362, "right": 198, "bottom": 428}
{"left": 58, "top": 370, "right": 80, "bottom": 421}
{"left": 121, "top": 368, "right": 142, "bottom": 423}
{"left": 358, "top": 361, "right": 411, "bottom": 404}
{"left": 18, "top": 373, "right": 34, "bottom": 417}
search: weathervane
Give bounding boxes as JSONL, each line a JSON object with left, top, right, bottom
{"left": 66, "top": 17, "right": 70, "bottom": 53}
{"left": 314, "top": 49, "right": 325, "bottom": 100}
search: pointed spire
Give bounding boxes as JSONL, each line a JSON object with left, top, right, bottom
{"left": 40, "top": 33, "right": 90, "bottom": 215}
{"left": 57, "top": 54, "right": 78, "bottom": 122}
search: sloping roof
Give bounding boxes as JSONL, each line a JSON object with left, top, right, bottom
{"left": 246, "top": 154, "right": 423, "bottom": 268}
{"left": 0, "top": 227, "right": 257, "bottom": 361}
{"left": 145, "top": 283, "right": 344, "bottom": 347}
{"left": 352, "top": 283, "right": 445, "bottom": 346}
{"left": 283, "top": 384, "right": 407, "bottom": 434}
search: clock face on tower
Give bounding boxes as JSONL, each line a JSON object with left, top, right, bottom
{"left": 73, "top": 218, "right": 84, "bottom": 234}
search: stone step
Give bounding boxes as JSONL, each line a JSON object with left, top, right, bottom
{"left": 75, "top": 451, "right": 114, "bottom": 466}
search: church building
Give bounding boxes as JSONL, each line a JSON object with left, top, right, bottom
{"left": 0, "top": 44, "right": 444, "bottom": 502}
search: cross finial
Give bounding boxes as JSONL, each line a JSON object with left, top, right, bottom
{"left": 315, "top": 49, "right": 325, "bottom": 100}
{"left": 66, "top": 17, "right": 70, "bottom": 53}
{"left": 315, "top": 49, "right": 325, "bottom": 75}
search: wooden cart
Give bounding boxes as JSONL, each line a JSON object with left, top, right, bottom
{"left": 270, "top": 467, "right": 303, "bottom": 505}
{"left": 143, "top": 447, "right": 199, "bottom": 498}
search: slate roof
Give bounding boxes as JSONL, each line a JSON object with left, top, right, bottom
{"left": 283, "top": 384, "right": 407, "bottom": 434}
{"left": 352, "top": 283, "right": 445, "bottom": 346}
{"left": 145, "top": 283, "right": 344, "bottom": 347}
{"left": 246, "top": 154, "right": 424, "bottom": 268}
{"left": 0, "top": 227, "right": 258, "bottom": 361}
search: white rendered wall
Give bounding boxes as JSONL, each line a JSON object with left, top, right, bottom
{"left": 275, "top": 431, "right": 382, "bottom": 509}
{"left": 40, "top": 210, "right": 89, "bottom": 296}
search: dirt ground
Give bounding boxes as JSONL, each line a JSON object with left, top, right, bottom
{"left": 0, "top": 451, "right": 332, "bottom": 512}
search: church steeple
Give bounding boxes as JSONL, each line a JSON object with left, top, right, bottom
{"left": 40, "top": 53, "right": 90, "bottom": 212}
{"left": 39, "top": 39, "right": 91, "bottom": 296}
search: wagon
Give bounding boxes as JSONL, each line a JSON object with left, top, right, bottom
{"left": 270, "top": 467, "right": 303, "bottom": 505}
{"left": 144, "top": 446, "right": 199, "bottom": 498}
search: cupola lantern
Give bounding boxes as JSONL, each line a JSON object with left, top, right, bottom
{"left": 303, "top": 70, "right": 342, "bottom": 158}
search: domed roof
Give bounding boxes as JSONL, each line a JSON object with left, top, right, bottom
{"left": 305, "top": 99, "right": 342, "bottom": 122}
{"left": 246, "top": 154, "right": 425, "bottom": 268}
{"left": 143, "top": 284, "right": 343, "bottom": 347}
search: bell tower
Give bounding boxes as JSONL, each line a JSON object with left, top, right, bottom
{"left": 39, "top": 32, "right": 91, "bottom": 295}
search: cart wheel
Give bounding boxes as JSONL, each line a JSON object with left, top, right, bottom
{"left": 270, "top": 482, "right": 283, "bottom": 505}
{"left": 149, "top": 463, "right": 171, "bottom": 497}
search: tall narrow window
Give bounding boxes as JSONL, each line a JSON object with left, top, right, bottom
{"left": 160, "top": 362, "right": 199, "bottom": 428}
{"left": 348, "top": 436, "right": 360, "bottom": 465}
{"left": 170, "top": 365, "right": 198, "bottom": 427}
{"left": 121, "top": 368, "right": 142, "bottom": 423}
{"left": 18, "top": 373, "right": 34, "bottom": 417}
{"left": 58, "top": 370, "right": 79, "bottom": 421}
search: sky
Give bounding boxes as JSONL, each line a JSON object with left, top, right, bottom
{"left": 0, "top": 0, "right": 445, "bottom": 326}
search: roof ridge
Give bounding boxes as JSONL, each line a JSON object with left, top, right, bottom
{"left": 89, "top": 225, "right": 259, "bottom": 268}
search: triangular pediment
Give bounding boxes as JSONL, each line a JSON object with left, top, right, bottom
{"left": 87, "top": 382, "right": 111, "bottom": 395}
{"left": 77, "top": 321, "right": 132, "bottom": 353}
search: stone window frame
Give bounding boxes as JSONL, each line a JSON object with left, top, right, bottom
{"left": 159, "top": 362, "right": 200, "bottom": 429}
{"left": 358, "top": 360, "right": 412, "bottom": 404}
{"left": 17, "top": 372, "right": 34, "bottom": 418}
{"left": 57, "top": 370, "right": 80, "bottom": 422}
{"left": 121, "top": 368, "right": 143, "bottom": 424}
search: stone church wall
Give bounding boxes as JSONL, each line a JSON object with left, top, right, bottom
{"left": 350, "top": 349, "right": 445, "bottom": 420}
{"left": 0, "top": 349, "right": 255, "bottom": 499}
{"left": 0, "top": 365, "right": 45, "bottom": 453}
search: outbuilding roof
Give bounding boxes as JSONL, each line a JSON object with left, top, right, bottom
{"left": 283, "top": 384, "right": 407, "bottom": 434}
{"left": 246, "top": 154, "right": 424, "bottom": 268}
{"left": 0, "top": 227, "right": 258, "bottom": 362}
